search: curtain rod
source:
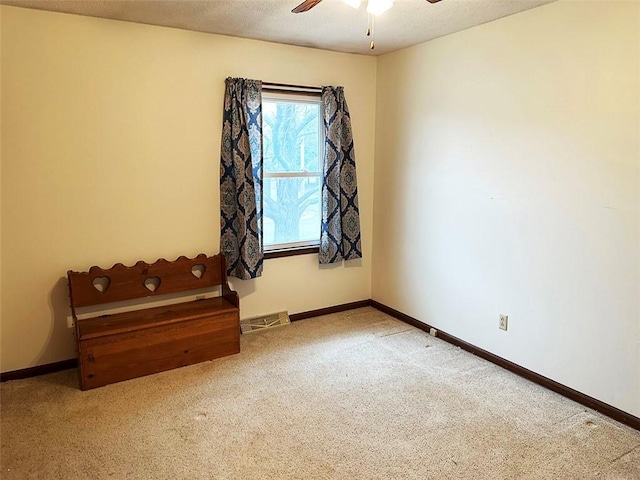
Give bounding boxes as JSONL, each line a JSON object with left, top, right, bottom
{"left": 262, "top": 81, "right": 322, "bottom": 92}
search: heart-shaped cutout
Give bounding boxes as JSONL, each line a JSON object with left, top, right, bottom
{"left": 144, "top": 277, "right": 161, "bottom": 292}
{"left": 92, "top": 276, "right": 111, "bottom": 293}
{"left": 191, "top": 264, "right": 206, "bottom": 279}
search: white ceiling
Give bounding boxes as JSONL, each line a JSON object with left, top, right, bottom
{"left": 1, "top": 0, "right": 555, "bottom": 55}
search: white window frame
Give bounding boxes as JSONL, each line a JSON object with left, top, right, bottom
{"left": 262, "top": 91, "right": 324, "bottom": 252}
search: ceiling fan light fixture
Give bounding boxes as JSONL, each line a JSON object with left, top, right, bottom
{"left": 366, "top": 0, "right": 394, "bottom": 15}
{"left": 343, "top": 0, "right": 362, "bottom": 8}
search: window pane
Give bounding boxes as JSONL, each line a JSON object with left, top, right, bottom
{"left": 262, "top": 95, "right": 323, "bottom": 250}
{"left": 263, "top": 101, "right": 321, "bottom": 173}
{"left": 263, "top": 176, "right": 321, "bottom": 246}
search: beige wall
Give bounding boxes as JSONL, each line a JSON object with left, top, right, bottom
{"left": 0, "top": 6, "right": 376, "bottom": 372}
{"left": 0, "top": 6, "right": 3, "bottom": 360}
{"left": 373, "top": 0, "right": 639, "bottom": 416}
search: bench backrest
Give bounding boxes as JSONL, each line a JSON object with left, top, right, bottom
{"left": 68, "top": 253, "right": 228, "bottom": 310}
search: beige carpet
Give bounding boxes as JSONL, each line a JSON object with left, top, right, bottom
{"left": 1, "top": 307, "right": 639, "bottom": 479}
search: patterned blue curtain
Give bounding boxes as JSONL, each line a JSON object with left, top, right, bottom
{"left": 319, "top": 86, "right": 362, "bottom": 264}
{"left": 219, "top": 77, "right": 263, "bottom": 279}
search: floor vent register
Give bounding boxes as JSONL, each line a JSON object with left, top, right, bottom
{"left": 240, "top": 311, "right": 291, "bottom": 334}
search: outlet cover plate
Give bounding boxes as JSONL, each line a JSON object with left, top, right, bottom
{"left": 499, "top": 314, "right": 508, "bottom": 331}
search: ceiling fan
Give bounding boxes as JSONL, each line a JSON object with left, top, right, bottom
{"left": 292, "top": 0, "right": 442, "bottom": 15}
{"left": 292, "top": 0, "right": 443, "bottom": 49}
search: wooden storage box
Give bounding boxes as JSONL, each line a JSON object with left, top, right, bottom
{"left": 67, "top": 254, "right": 240, "bottom": 390}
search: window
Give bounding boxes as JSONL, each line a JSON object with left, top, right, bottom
{"left": 262, "top": 92, "right": 323, "bottom": 253}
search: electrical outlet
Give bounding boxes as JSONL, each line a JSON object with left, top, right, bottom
{"left": 66, "top": 316, "right": 75, "bottom": 329}
{"left": 499, "top": 314, "right": 508, "bottom": 331}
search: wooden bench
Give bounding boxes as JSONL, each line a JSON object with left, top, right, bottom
{"left": 67, "top": 253, "right": 239, "bottom": 390}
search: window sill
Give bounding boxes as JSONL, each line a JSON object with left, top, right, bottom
{"left": 264, "top": 246, "right": 319, "bottom": 260}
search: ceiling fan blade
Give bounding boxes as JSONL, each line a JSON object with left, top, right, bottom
{"left": 426, "top": 0, "right": 442, "bottom": 3}
{"left": 292, "top": 0, "right": 324, "bottom": 13}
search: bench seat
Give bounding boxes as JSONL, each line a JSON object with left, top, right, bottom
{"left": 67, "top": 253, "right": 240, "bottom": 390}
{"left": 78, "top": 297, "right": 238, "bottom": 339}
